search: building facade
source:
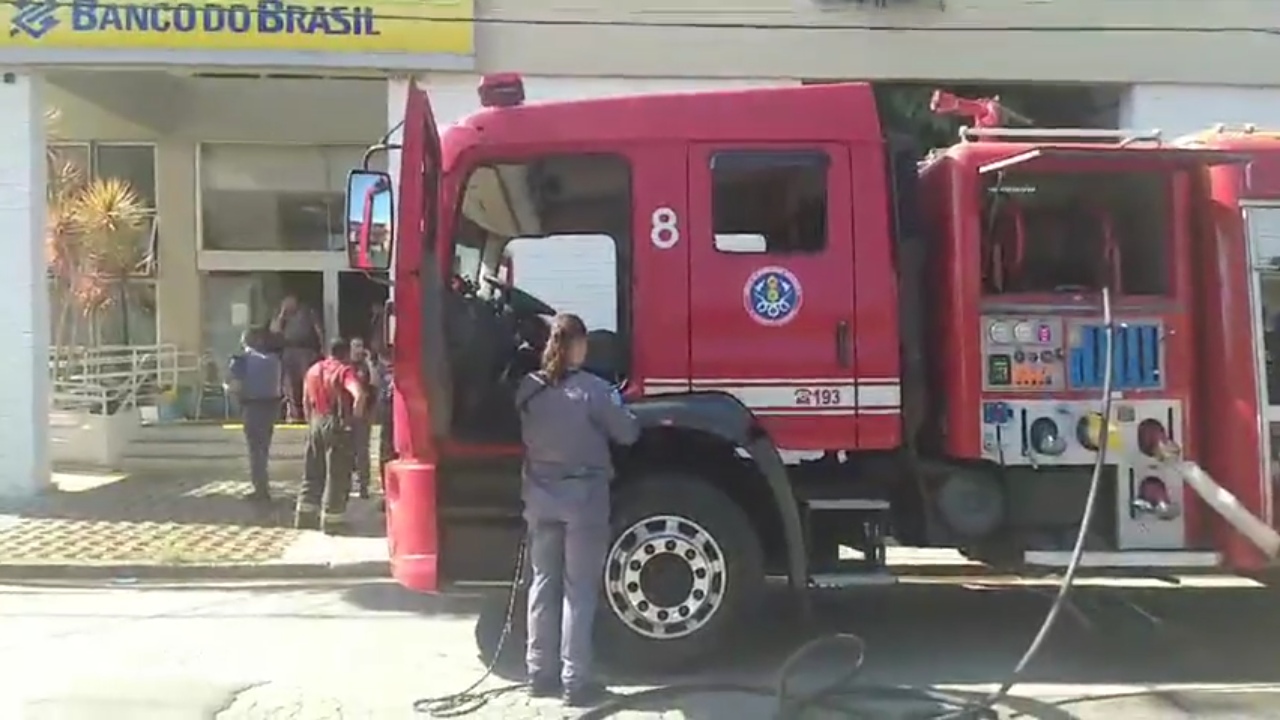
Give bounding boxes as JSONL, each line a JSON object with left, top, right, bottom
{"left": 2, "top": 0, "right": 1278, "bottom": 495}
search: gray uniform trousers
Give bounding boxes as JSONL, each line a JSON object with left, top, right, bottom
{"left": 524, "top": 476, "right": 610, "bottom": 690}
{"left": 241, "top": 400, "right": 278, "bottom": 494}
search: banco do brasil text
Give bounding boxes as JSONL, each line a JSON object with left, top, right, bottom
{"left": 71, "top": 0, "right": 380, "bottom": 36}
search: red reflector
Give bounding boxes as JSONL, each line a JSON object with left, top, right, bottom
{"left": 1137, "top": 477, "right": 1169, "bottom": 504}
{"left": 478, "top": 73, "right": 526, "bottom": 108}
{"left": 1137, "top": 419, "right": 1167, "bottom": 457}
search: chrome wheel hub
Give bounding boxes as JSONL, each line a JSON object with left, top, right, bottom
{"left": 604, "top": 514, "right": 727, "bottom": 640}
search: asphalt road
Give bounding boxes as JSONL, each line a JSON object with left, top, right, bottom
{"left": 2, "top": 576, "right": 1280, "bottom": 719}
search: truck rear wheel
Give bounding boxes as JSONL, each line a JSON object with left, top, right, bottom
{"left": 597, "top": 473, "right": 765, "bottom": 670}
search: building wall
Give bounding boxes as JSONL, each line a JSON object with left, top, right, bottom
{"left": 47, "top": 74, "right": 386, "bottom": 354}
{"left": 478, "top": 0, "right": 1275, "bottom": 85}
{"left": 1122, "top": 85, "right": 1280, "bottom": 139}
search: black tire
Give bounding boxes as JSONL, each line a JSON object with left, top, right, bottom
{"left": 596, "top": 472, "right": 766, "bottom": 671}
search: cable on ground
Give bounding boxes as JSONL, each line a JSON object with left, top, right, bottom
{"left": 415, "top": 289, "right": 1116, "bottom": 719}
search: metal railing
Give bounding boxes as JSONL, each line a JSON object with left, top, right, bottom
{"left": 50, "top": 344, "right": 203, "bottom": 415}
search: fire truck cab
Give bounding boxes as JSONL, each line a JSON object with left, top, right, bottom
{"left": 345, "top": 76, "right": 1278, "bottom": 669}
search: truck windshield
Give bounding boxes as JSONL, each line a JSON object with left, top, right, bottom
{"left": 980, "top": 170, "right": 1171, "bottom": 296}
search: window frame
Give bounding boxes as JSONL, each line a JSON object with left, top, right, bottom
{"left": 709, "top": 149, "right": 831, "bottom": 256}
{"left": 196, "top": 141, "right": 368, "bottom": 253}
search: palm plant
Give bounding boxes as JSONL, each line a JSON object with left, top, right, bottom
{"left": 45, "top": 109, "right": 151, "bottom": 354}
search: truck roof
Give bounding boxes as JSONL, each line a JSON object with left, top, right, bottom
{"left": 441, "top": 81, "right": 884, "bottom": 166}
{"left": 1185, "top": 129, "right": 1280, "bottom": 200}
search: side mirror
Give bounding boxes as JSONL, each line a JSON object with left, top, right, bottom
{"left": 346, "top": 169, "right": 394, "bottom": 271}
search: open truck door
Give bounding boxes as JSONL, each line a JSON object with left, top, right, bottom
{"left": 345, "top": 80, "right": 449, "bottom": 591}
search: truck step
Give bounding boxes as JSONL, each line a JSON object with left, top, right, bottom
{"left": 810, "top": 569, "right": 898, "bottom": 588}
{"left": 806, "top": 498, "right": 890, "bottom": 511}
{"left": 1023, "top": 550, "right": 1222, "bottom": 569}
{"left": 802, "top": 496, "right": 892, "bottom": 573}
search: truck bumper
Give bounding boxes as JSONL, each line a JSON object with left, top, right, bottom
{"left": 384, "top": 458, "right": 439, "bottom": 592}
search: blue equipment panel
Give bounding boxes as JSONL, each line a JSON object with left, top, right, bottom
{"left": 1068, "top": 321, "right": 1163, "bottom": 391}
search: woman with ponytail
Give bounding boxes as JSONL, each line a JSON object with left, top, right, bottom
{"left": 514, "top": 313, "right": 640, "bottom": 707}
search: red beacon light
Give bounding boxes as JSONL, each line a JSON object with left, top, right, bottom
{"left": 478, "top": 73, "right": 526, "bottom": 108}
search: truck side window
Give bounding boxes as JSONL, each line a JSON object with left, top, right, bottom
{"left": 711, "top": 151, "right": 828, "bottom": 254}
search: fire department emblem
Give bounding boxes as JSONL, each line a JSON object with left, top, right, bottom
{"left": 744, "top": 266, "right": 802, "bottom": 326}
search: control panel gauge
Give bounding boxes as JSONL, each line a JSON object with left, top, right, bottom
{"left": 981, "top": 315, "right": 1067, "bottom": 392}
{"left": 1013, "top": 321, "right": 1035, "bottom": 344}
{"left": 988, "top": 322, "right": 1013, "bottom": 344}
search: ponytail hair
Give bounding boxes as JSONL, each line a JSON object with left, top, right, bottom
{"left": 540, "top": 313, "right": 588, "bottom": 384}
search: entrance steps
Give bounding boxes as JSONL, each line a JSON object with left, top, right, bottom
{"left": 120, "top": 422, "right": 381, "bottom": 474}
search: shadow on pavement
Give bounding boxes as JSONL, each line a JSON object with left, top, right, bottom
{"left": 0, "top": 471, "right": 289, "bottom": 529}
{"left": 342, "top": 580, "right": 490, "bottom": 618}
{"left": 3, "top": 471, "right": 387, "bottom": 534}
{"left": 447, "top": 582, "right": 1280, "bottom": 719}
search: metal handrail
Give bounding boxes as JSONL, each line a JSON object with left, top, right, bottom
{"left": 960, "top": 127, "right": 1164, "bottom": 144}
{"left": 49, "top": 344, "right": 202, "bottom": 415}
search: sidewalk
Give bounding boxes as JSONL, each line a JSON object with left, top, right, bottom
{"left": 0, "top": 469, "right": 389, "bottom": 580}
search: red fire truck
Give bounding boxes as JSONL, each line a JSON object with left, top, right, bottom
{"left": 344, "top": 76, "right": 1280, "bottom": 668}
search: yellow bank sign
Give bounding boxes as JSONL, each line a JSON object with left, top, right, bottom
{"left": 4, "top": 0, "right": 473, "bottom": 54}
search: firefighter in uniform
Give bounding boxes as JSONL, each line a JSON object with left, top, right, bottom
{"left": 227, "top": 326, "right": 282, "bottom": 503}
{"left": 515, "top": 313, "right": 640, "bottom": 707}
{"left": 296, "top": 337, "right": 367, "bottom": 533}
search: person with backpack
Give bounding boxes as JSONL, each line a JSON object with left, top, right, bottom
{"left": 514, "top": 313, "right": 640, "bottom": 707}
{"left": 296, "top": 338, "right": 367, "bottom": 534}
{"left": 227, "top": 326, "right": 282, "bottom": 504}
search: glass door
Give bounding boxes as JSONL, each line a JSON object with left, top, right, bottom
{"left": 1245, "top": 206, "right": 1280, "bottom": 524}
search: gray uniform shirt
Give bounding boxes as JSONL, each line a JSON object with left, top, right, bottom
{"left": 516, "top": 370, "right": 641, "bottom": 525}
{"left": 281, "top": 306, "right": 320, "bottom": 346}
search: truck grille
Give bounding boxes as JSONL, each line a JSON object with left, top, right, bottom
{"left": 1069, "top": 323, "right": 1162, "bottom": 390}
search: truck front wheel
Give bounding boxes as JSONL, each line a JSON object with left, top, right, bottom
{"left": 597, "top": 473, "right": 766, "bottom": 670}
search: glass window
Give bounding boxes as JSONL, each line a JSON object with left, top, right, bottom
{"left": 1247, "top": 207, "right": 1280, "bottom": 269}
{"left": 47, "top": 143, "right": 90, "bottom": 193}
{"left": 506, "top": 235, "right": 618, "bottom": 332}
{"left": 47, "top": 143, "right": 157, "bottom": 278}
{"left": 96, "top": 144, "right": 157, "bottom": 210}
{"left": 50, "top": 278, "right": 157, "bottom": 348}
{"left": 200, "top": 144, "right": 365, "bottom": 252}
{"left": 711, "top": 151, "right": 828, "bottom": 255}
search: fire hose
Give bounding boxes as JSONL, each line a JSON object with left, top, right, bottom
{"left": 414, "top": 287, "right": 1121, "bottom": 719}
{"left": 1153, "top": 445, "right": 1280, "bottom": 561}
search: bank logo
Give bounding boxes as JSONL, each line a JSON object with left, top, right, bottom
{"left": 9, "top": 0, "right": 60, "bottom": 39}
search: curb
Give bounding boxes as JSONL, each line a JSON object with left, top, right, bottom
{"left": 0, "top": 560, "right": 390, "bottom": 582}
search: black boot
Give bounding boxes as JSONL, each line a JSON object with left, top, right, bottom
{"left": 527, "top": 676, "right": 561, "bottom": 699}
{"left": 563, "top": 682, "right": 615, "bottom": 708}
{"left": 294, "top": 509, "right": 320, "bottom": 531}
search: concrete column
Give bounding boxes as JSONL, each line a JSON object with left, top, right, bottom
{"left": 154, "top": 139, "right": 202, "bottom": 354}
{"left": 0, "top": 72, "right": 51, "bottom": 498}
